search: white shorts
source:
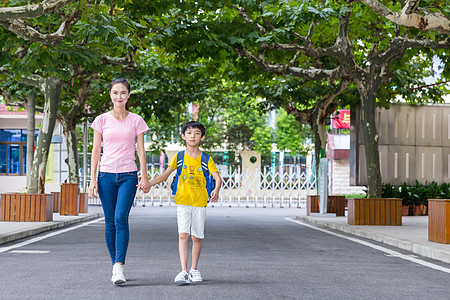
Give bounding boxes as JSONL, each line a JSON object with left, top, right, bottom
{"left": 176, "top": 205, "right": 206, "bottom": 239}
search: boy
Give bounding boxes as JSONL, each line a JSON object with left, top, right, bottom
{"left": 149, "top": 121, "right": 222, "bottom": 285}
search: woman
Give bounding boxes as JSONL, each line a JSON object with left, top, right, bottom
{"left": 89, "top": 78, "right": 151, "bottom": 285}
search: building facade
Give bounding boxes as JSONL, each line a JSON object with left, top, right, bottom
{"left": 0, "top": 103, "right": 68, "bottom": 194}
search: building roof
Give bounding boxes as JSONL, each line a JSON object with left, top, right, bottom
{"left": 0, "top": 103, "right": 28, "bottom": 115}
{"left": 0, "top": 103, "right": 43, "bottom": 118}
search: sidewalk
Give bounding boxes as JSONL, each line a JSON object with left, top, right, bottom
{"left": 0, "top": 212, "right": 101, "bottom": 245}
{"left": 296, "top": 212, "right": 450, "bottom": 264}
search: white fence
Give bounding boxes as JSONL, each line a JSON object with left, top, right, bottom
{"left": 88, "top": 166, "right": 316, "bottom": 208}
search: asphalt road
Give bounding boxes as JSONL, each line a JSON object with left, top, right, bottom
{"left": 1, "top": 206, "right": 449, "bottom": 300}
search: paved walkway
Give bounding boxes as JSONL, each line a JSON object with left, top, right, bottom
{"left": 1, "top": 206, "right": 449, "bottom": 264}
{"left": 0, "top": 212, "right": 100, "bottom": 245}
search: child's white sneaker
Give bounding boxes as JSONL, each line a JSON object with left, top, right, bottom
{"left": 111, "top": 264, "right": 126, "bottom": 285}
{"left": 189, "top": 268, "right": 203, "bottom": 282}
{"left": 174, "top": 271, "right": 190, "bottom": 285}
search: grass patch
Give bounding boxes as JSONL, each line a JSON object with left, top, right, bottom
{"left": 334, "top": 193, "right": 367, "bottom": 200}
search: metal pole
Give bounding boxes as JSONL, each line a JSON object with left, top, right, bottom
{"left": 83, "top": 121, "right": 88, "bottom": 193}
{"left": 59, "top": 124, "right": 62, "bottom": 183}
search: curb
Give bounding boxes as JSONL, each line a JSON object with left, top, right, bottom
{"left": 296, "top": 216, "right": 450, "bottom": 265}
{"left": 0, "top": 213, "right": 101, "bottom": 246}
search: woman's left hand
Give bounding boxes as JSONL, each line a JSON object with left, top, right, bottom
{"left": 137, "top": 177, "right": 151, "bottom": 193}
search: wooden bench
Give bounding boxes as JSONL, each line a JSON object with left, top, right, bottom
{"left": 428, "top": 199, "right": 450, "bottom": 244}
{"left": 60, "top": 183, "right": 79, "bottom": 216}
{"left": 348, "top": 198, "right": 402, "bottom": 225}
{"left": 306, "top": 195, "right": 345, "bottom": 216}
{"left": 0, "top": 193, "right": 54, "bottom": 222}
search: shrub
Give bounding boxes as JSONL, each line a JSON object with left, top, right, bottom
{"left": 381, "top": 181, "right": 450, "bottom": 206}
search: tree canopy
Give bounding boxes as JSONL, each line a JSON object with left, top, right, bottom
{"left": 147, "top": 0, "right": 450, "bottom": 197}
{"left": 1, "top": 0, "right": 449, "bottom": 197}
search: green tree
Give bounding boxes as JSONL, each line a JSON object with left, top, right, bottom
{"left": 0, "top": 0, "right": 81, "bottom": 45}
{"left": 1, "top": 1, "right": 151, "bottom": 191}
{"left": 124, "top": 50, "right": 228, "bottom": 155}
{"left": 250, "top": 75, "right": 351, "bottom": 174}
{"left": 275, "top": 109, "right": 311, "bottom": 157}
{"left": 150, "top": 0, "right": 450, "bottom": 197}
{"left": 196, "top": 89, "right": 274, "bottom": 155}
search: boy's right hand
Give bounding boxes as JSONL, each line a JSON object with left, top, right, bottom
{"left": 210, "top": 190, "right": 219, "bottom": 203}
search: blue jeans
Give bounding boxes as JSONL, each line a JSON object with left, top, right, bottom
{"left": 98, "top": 171, "right": 138, "bottom": 265}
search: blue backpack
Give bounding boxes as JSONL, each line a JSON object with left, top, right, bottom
{"left": 170, "top": 151, "right": 216, "bottom": 200}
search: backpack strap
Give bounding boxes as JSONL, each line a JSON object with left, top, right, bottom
{"left": 171, "top": 151, "right": 185, "bottom": 196}
{"left": 201, "top": 152, "right": 216, "bottom": 200}
{"left": 201, "top": 152, "right": 210, "bottom": 178}
{"left": 176, "top": 150, "right": 185, "bottom": 176}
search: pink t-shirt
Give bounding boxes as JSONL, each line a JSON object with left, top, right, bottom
{"left": 90, "top": 112, "right": 149, "bottom": 173}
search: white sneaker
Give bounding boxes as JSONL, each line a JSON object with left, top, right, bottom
{"left": 189, "top": 269, "right": 203, "bottom": 282}
{"left": 174, "top": 271, "right": 190, "bottom": 285}
{"left": 111, "top": 264, "right": 126, "bottom": 285}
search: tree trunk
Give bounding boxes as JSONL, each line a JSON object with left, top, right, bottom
{"left": 26, "top": 93, "right": 35, "bottom": 189}
{"left": 311, "top": 116, "right": 327, "bottom": 179}
{"left": 60, "top": 117, "right": 80, "bottom": 183}
{"left": 28, "top": 77, "right": 62, "bottom": 194}
{"left": 312, "top": 94, "right": 334, "bottom": 178}
{"left": 355, "top": 80, "right": 382, "bottom": 198}
{"left": 57, "top": 78, "right": 92, "bottom": 184}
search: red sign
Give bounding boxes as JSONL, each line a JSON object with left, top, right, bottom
{"left": 333, "top": 109, "right": 350, "bottom": 129}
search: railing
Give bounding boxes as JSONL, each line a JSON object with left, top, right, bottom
{"left": 87, "top": 166, "right": 316, "bottom": 208}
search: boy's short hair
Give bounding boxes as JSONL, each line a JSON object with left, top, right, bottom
{"left": 182, "top": 121, "right": 206, "bottom": 137}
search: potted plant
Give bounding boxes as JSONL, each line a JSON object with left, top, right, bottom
{"left": 410, "top": 181, "right": 425, "bottom": 216}
{"left": 398, "top": 183, "right": 413, "bottom": 216}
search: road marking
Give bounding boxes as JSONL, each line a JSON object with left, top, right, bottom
{"left": 285, "top": 218, "right": 450, "bottom": 274}
{"left": 10, "top": 250, "right": 50, "bottom": 254}
{"left": 385, "top": 254, "right": 418, "bottom": 258}
{"left": 0, "top": 218, "right": 104, "bottom": 254}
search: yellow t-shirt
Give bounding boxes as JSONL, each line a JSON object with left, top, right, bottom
{"left": 169, "top": 152, "right": 218, "bottom": 207}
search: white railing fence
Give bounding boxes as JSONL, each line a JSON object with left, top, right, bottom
{"left": 88, "top": 166, "right": 316, "bottom": 208}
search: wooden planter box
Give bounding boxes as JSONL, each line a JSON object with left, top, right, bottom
{"left": 51, "top": 192, "right": 61, "bottom": 213}
{"left": 307, "top": 195, "right": 320, "bottom": 215}
{"left": 348, "top": 198, "right": 402, "bottom": 226}
{"left": 60, "top": 183, "right": 79, "bottom": 216}
{"left": 428, "top": 199, "right": 450, "bottom": 244}
{"left": 0, "top": 193, "right": 54, "bottom": 222}
{"left": 328, "top": 196, "right": 345, "bottom": 216}
{"left": 79, "top": 192, "right": 88, "bottom": 213}
{"left": 307, "top": 195, "right": 345, "bottom": 216}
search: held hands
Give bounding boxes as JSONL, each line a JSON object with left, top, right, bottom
{"left": 137, "top": 177, "right": 151, "bottom": 193}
